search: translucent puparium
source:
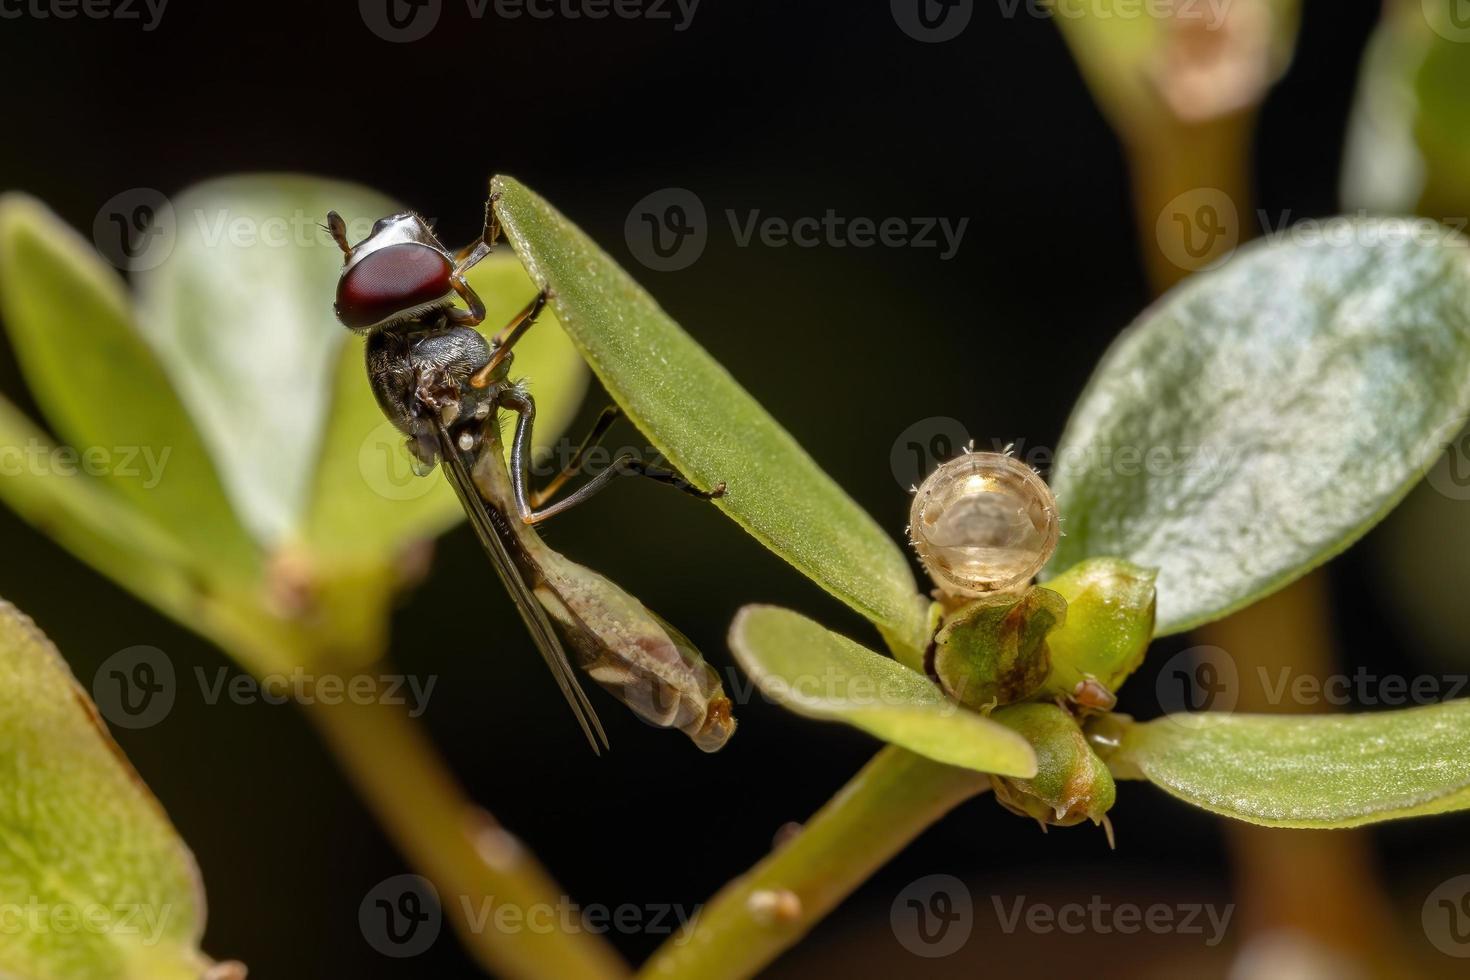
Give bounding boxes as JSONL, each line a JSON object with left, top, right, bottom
{"left": 909, "top": 451, "right": 1060, "bottom": 597}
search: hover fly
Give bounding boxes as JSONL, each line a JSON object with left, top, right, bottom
{"left": 325, "top": 196, "right": 734, "bottom": 753}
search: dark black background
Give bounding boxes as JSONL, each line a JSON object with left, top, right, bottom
{"left": 1, "top": 1, "right": 1462, "bottom": 977}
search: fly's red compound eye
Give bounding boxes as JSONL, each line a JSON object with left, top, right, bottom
{"left": 336, "top": 242, "right": 454, "bottom": 331}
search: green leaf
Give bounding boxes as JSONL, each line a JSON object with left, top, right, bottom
{"left": 0, "top": 396, "right": 206, "bottom": 615}
{"left": 1102, "top": 701, "right": 1470, "bottom": 827}
{"left": 0, "top": 194, "right": 257, "bottom": 581}
{"left": 303, "top": 252, "right": 587, "bottom": 562}
{"left": 1046, "top": 222, "right": 1470, "bottom": 634}
{"left": 491, "top": 176, "right": 929, "bottom": 653}
{"left": 729, "top": 605, "right": 1036, "bottom": 777}
{"left": 0, "top": 599, "right": 215, "bottom": 979}
{"left": 1415, "top": 9, "right": 1470, "bottom": 217}
{"left": 1340, "top": 1, "right": 1433, "bottom": 214}
{"left": 132, "top": 175, "right": 397, "bottom": 549}
{"left": 1342, "top": 4, "right": 1470, "bottom": 217}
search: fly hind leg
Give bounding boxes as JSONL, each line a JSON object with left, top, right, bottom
{"left": 498, "top": 388, "right": 725, "bottom": 525}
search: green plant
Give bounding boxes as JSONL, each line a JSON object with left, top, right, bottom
{"left": 2, "top": 169, "right": 1470, "bottom": 980}
{"left": 0, "top": 600, "right": 239, "bottom": 979}
{"left": 486, "top": 178, "right": 1470, "bottom": 977}
{"left": 2, "top": 172, "right": 1470, "bottom": 975}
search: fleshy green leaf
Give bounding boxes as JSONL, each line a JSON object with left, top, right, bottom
{"left": 304, "top": 252, "right": 587, "bottom": 562}
{"left": 1046, "top": 222, "right": 1470, "bottom": 634}
{"left": 0, "top": 194, "right": 257, "bottom": 581}
{"left": 1103, "top": 701, "right": 1470, "bottom": 827}
{"left": 0, "top": 599, "right": 216, "bottom": 979}
{"left": 492, "top": 176, "right": 929, "bottom": 653}
{"left": 132, "top": 175, "right": 397, "bottom": 549}
{"left": 1339, "top": 0, "right": 1433, "bottom": 214}
{"left": 729, "top": 605, "right": 1036, "bottom": 777}
{"left": 0, "top": 397, "right": 206, "bottom": 619}
{"left": 1342, "top": 4, "right": 1470, "bottom": 216}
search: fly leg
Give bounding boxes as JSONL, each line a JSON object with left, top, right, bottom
{"left": 470, "top": 288, "right": 550, "bottom": 389}
{"left": 529, "top": 404, "right": 621, "bottom": 509}
{"left": 444, "top": 192, "right": 503, "bottom": 327}
{"left": 498, "top": 387, "right": 725, "bottom": 525}
{"left": 450, "top": 190, "right": 501, "bottom": 274}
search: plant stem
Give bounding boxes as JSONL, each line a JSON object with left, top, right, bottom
{"left": 1197, "top": 576, "right": 1413, "bottom": 977}
{"left": 1127, "top": 110, "right": 1255, "bottom": 294}
{"left": 637, "top": 746, "right": 989, "bottom": 980}
{"left": 302, "top": 670, "right": 629, "bottom": 980}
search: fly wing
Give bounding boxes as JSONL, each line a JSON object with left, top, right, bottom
{"left": 433, "top": 422, "right": 609, "bottom": 754}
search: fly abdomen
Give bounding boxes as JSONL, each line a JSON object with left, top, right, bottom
{"left": 531, "top": 547, "right": 736, "bottom": 753}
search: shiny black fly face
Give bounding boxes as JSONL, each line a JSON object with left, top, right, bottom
{"left": 328, "top": 211, "right": 460, "bottom": 333}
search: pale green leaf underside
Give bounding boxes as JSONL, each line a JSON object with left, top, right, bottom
{"left": 1047, "top": 222, "right": 1470, "bottom": 634}
{"left": 0, "top": 194, "right": 257, "bottom": 581}
{"left": 491, "top": 176, "right": 929, "bottom": 653}
{"left": 729, "top": 605, "right": 1037, "bottom": 777}
{"left": 304, "top": 252, "right": 587, "bottom": 562}
{"left": 132, "top": 175, "right": 398, "bottom": 549}
{"left": 1109, "top": 700, "right": 1470, "bottom": 828}
{"left": 0, "top": 601, "right": 208, "bottom": 979}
